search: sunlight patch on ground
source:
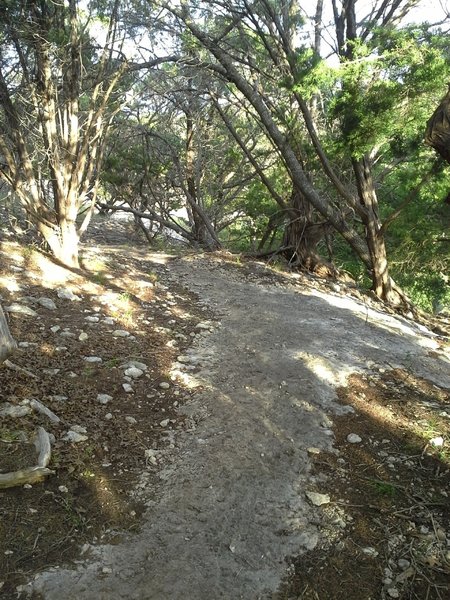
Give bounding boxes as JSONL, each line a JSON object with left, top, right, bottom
{"left": 0, "top": 275, "right": 21, "bottom": 293}
{"left": 293, "top": 351, "right": 352, "bottom": 388}
{"left": 314, "top": 289, "right": 440, "bottom": 350}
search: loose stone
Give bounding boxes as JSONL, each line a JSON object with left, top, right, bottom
{"left": 305, "top": 491, "right": 330, "bottom": 506}
{"left": 84, "top": 356, "right": 102, "bottom": 363}
{"left": 97, "top": 394, "right": 113, "bottom": 405}
{"left": 124, "top": 367, "right": 143, "bottom": 379}
{"left": 57, "top": 289, "right": 81, "bottom": 301}
{"left": 113, "top": 330, "right": 130, "bottom": 338}
{"left": 63, "top": 430, "right": 88, "bottom": 443}
{"left": 5, "top": 303, "right": 38, "bottom": 317}
{"left": 347, "top": 433, "right": 362, "bottom": 444}
{"left": 38, "top": 297, "right": 57, "bottom": 310}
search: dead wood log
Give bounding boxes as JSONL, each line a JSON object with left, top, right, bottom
{"left": 0, "top": 427, "right": 53, "bottom": 489}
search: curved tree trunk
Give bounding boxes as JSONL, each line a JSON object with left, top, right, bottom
{"left": 0, "top": 305, "right": 17, "bottom": 364}
{"left": 282, "top": 190, "right": 334, "bottom": 275}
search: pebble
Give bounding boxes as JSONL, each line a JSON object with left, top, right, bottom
{"left": 124, "top": 367, "right": 143, "bottom": 379}
{"left": 387, "top": 588, "right": 399, "bottom": 599}
{"left": 103, "top": 317, "right": 115, "bottom": 325}
{"left": 123, "top": 361, "right": 147, "bottom": 371}
{"left": 125, "top": 416, "right": 137, "bottom": 424}
{"left": 397, "top": 558, "right": 410, "bottom": 570}
{"left": 57, "top": 289, "right": 81, "bottom": 301}
{"left": 58, "top": 486, "right": 69, "bottom": 493}
{"left": 5, "top": 303, "right": 37, "bottom": 317}
{"left": 160, "top": 419, "right": 170, "bottom": 427}
{"left": 430, "top": 436, "right": 444, "bottom": 447}
{"left": 78, "top": 332, "right": 89, "bottom": 341}
{"left": 71, "top": 425, "right": 87, "bottom": 434}
{"left": 50, "top": 325, "right": 61, "bottom": 333}
{"left": 84, "top": 356, "right": 102, "bottom": 363}
{"left": 307, "top": 447, "right": 321, "bottom": 455}
{"left": 97, "top": 394, "right": 113, "bottom": 405}
{"left": 362, "top": 547, "right": 379, "bottom": 557}
{"left": 177, "top": 355, "right": 190, "bottom": 363}
{"left": 112, "top": 330, "right": 130, "bottom": 338}
{"left": 105, "top": 413, "right": 113, "bottom": 420}
{"left": 347, "top": 433, "right": 362, "bottom": 444}
{"left": 42, "top": 369, "right": 61, "bottom": 375}
{"left": 60, "top": 331, "right": 76, "bottom": 338}
{"left": 102, "top": 567, "right": 112, "bottom": 574}
{"left": 0, "top": 403, "right": 31, "bottom": 418}
{"left": 51, "top": 395, "right": 68, "bottom": 402}
{"left": 38, "top": 297, "right": 57, "bottom": 310}
{"left": 63, "top": 430, "right": 88, "bottom": 443}
{"left": 123, "top": 383, "right": 134, "bottom": 393}
{"left": 159, "top": 382, "right": 170, "bottom": 390}
{"left": 305, "top": 491, "right": 331, "bottom": 506}
{"left": 85, "top": 316, "right": 99, "bottom": 323}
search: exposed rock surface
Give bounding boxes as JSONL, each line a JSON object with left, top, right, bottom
{"left": 27, "top": 255, "right": 449, "bottom": 600}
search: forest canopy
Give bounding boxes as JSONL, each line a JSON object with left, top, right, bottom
{"left": 0, "top": 0, "right": 449, "bottom": 311}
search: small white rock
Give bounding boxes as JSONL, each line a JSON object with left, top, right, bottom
{"left": 84, "top": 316, "right": 99, "bottom": 323}
{"left": 347, "top": 433, "right": 362, "bottom": 444}
{"left": 97, "top": 394, "right": 113, "bottom": 405}
{"left": 63, "top": 431, "right": 88, "bottom": 443}
{"left": 57, "top": 288, "right": 81, "bottom": 301}
{"left": 5, "top": 303, "right": 38, "bottom": 317}
{"left": 362, "top": 547, "right": 379, "bottom": 557}
{"left": 38, "top": 297, "right": 57, "bottom": 310}
{"left": 305, "top": 491, "right": 331, "bottom": 506}
{"left": 397, "top": 558, "right": 410, "bottom": 570}
{"left": 58, "top": 486, "right": 69, "bottom": 493}
{"left": 104, "top": 413, "right": 113, "bottom": 420}
{"left": 387, "top": 588, "right": 400, "bottom": 599}
{"left": 160, "top": 419, "right": 170, "bottom": 427}
{"left": 125, "top": 367, "right": 143, "bottom": 379}
{"left": 430, "top": 436, "right": 444, "bottom": 447}
{"left": 159, "top": 382, "right": 170, "bottom": 390}
{"left": 84, "top": 356, "right": 102, "bottom": 363}
{"left": 78, "top": 332, "right": 89, "bottom": 341}
{"left": 125, "top": 416, "right": 137, "bottom": 424}
{"left": 122, "top": 383, "right": 134, "bottom": 393}
{"left": 112, "top": 330, "right": 130, "bottom": 338}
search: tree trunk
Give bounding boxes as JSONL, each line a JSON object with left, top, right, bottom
{"left": 282, "top": 190, "right": 334, "bottom": 275}
{"left": 352, "top": 156, "right": 397, "bottom": 303}
{"left": 0, "top": 305, "right": 17, "bottom": 363}
{"left": 39, "top": 219, "right": 80, "bottom": 269}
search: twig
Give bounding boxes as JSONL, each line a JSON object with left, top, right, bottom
{"left": 3, "top": 359, "right": 39, "bottom": 379}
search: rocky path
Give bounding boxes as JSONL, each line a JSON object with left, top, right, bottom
{"left": 26, "top": 254, "right": 450, "bottom": 600}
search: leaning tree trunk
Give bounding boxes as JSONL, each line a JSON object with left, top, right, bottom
{"left": 0, "top": 304, "right": 17, "bottom": 363}
{"left": 282, "top": 189, "right": 333, "bottom": 275}
{"left": 352, "top": 156, "right": 399, "bottom": 303}
{"left": 425, "top": 85, "right": 450, "bottom": 163}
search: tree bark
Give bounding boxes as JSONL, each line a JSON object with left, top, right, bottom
{"left": 0, "top": 305, "right": 17, "bottom": 364}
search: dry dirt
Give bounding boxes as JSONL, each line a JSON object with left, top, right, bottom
{"left": 0, "top": 220, "right": 449, "bottom": 600}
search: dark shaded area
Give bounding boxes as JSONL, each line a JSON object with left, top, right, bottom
{"left": 425, "top": 86, "right": 450, "bottom": 164}
{"left": 277, "top": 369, "right": 450, "bottom": 600}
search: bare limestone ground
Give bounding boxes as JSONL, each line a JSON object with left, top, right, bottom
{"left": 0, "top": 222, "right": 449, "bottom": 600}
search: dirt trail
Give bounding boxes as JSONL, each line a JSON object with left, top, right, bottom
{"left": 27, "top": 254, "right": 449, "bottom": 600}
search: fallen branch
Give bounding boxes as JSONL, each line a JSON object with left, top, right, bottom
{"left": 0, "top": 427, "right": 54, "bottom": 489}
{"left": 3, "top": 359, "right": 39, "bottom": 379}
